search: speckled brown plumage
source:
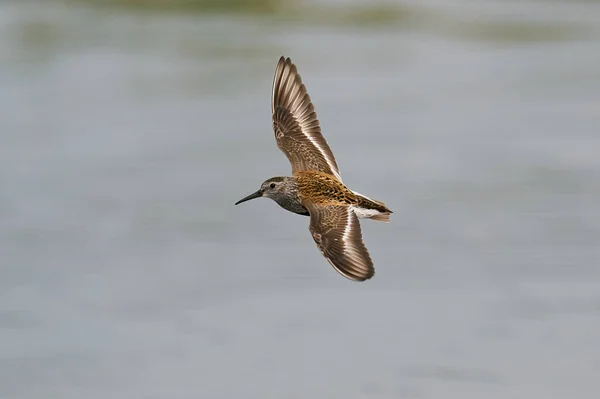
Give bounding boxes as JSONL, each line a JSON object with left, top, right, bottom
{"left": 295, "top": 171, "right": 390, "bottom": 213}
{"left": 235, "top": 56, "right": 392, "bottom": 282}
{"left": 296, "top": 171, "right": 356, "bottom": 204}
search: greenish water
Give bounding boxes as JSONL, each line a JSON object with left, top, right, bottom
{"left": 72, "top": 0, "right": 284, "bottom": 13}
{"left": 1, "top": 1, "right": 600, "bottom": 398}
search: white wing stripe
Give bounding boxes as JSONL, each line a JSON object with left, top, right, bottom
{"left": 342, "top": 207, "right": 354, "bottom": 254}
{"left": 304, "top": 131, "right": 343, "bottom": 181}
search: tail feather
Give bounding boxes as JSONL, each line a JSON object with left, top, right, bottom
{"left": 369, "top": 212, "right": 392, "bottom": 223}
{"left": 351, "top": 190, "right": 392, "bottom": 222}
{"left": 353, "top": 200, "right": 392, "bottom": 224}
{"left": 357, "top": 195, "right": 392, "bottom": 213}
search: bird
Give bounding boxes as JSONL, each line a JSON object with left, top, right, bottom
{"left": 235, "top": 56, "right": 392, "bottom": 281}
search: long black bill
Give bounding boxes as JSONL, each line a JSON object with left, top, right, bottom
{"left": 234, "top": 189, "right": 263, "bottom": 205}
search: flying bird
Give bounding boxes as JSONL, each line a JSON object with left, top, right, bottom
{"left": 235, "top": 56, "right": 392, "bottom": 281}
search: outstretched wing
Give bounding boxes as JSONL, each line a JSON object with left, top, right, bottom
{"left": 306, "top": 203, "right": 374, "bottom": 281}
{"left": 272, "top": 56, "right": 342, "bottom": 182}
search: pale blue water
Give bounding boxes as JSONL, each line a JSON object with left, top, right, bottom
{"left": 1, "top": 1, "right": 600, "bottom": 398}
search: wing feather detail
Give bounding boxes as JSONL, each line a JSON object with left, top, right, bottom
{"left": 272, "top": 57, "right": 342, "bottom": 182}
{"left": 306, "top": 203, "right": 374, "bottom": 281}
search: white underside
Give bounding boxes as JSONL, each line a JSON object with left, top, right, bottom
{"left": 350, "top": 190, "right": 384, "bottom": 219}
{"left": 350, "top": 206, "right": 382, "bottom": 219}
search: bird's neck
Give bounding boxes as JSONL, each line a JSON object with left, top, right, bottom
{"left": 274, "top": 178, "right": 309, "bottom": 216}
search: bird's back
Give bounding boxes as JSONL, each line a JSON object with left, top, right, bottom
{"left": 295, "top": 171, "right": 391, "bottom": 221}
{"left": 296, "top": 171, "right": 356, "bottom": 205}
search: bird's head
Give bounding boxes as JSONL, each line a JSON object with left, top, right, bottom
{"left": 235, "top": 177, "right": 288, "bottom": 205}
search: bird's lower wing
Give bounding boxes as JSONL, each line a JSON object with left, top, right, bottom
{"left": 306, "top": 203, "right": 374, "bottom": 281}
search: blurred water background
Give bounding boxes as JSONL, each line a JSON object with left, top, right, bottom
{"left": 1, "top": 0, "right": 600, "bottom": 398}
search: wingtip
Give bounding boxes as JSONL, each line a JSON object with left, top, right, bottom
{"left": 277, "top": 56, "right": 294, "bottom": 67}
{"left": 325, "top": 257, "right": 375, "bottom": 282}
{"left": 354, "top": 268, "right": 375, "bottom": 282}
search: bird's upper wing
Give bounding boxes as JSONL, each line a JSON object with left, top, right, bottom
{"left": 271, "top": 57, "right": 342, "bottom": 182}
{"left": 305, "top": 203, "right": 374, "bottom": 281}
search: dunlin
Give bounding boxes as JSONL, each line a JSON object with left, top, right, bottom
{"left": 235, "top": 56, "right": 391, "bottom": 281}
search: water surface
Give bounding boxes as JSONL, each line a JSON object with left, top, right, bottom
{"left": 1, "top": 1, "right": 600, "bottom": 398}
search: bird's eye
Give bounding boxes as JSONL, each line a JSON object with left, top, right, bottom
{"left": 269, "top": 183, "right": 276, "bottom": 189}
